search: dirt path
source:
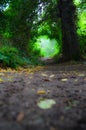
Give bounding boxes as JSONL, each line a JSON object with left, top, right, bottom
{"left": 0, "top": 63, "right": 86, "bottom": 130}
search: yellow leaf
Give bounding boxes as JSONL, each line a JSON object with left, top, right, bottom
{"left": 37, "top": 90, "right": 46, "bottom": 95}
{"left": 0, "top": 78, "right": 3, "bottom": 82}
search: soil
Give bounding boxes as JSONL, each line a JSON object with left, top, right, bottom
{"left": 0, "top": 61, "right": 86, "bottom": 130}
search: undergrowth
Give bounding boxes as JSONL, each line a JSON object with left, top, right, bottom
{"left": 0, "top": 46, "right": 25, "bottom": 68}
{"left": 0, "top": 46, "right": 43, "bottom": 68}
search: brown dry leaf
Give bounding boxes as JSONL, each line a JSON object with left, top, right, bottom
{"left": 16, "top": 111, "right": 24, "bottom": 122}
{"left": 37, "top": 90, "right": 46, "bottom": 95}
{"left": 43, "top": 78, "right": 50, "bottom": 81}
{"left": 26, "top": 66, "right": 43, "bottom": 73}
{"left": 0, "top": 66, "right": 43, "bottom": 74}
{"left": 16, "top": 66, "right": 43, "bottom": 73}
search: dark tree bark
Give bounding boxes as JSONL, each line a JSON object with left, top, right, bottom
{"left": 58, "top": 0, "right": 81, "bottom": 61}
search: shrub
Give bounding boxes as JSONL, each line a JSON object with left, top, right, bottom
{"left": 0, "top": 46, "right": 27, "bottom": 68}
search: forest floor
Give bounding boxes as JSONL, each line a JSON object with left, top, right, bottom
{"left": 0, "top": 61, "right": 86, "bottom": 130}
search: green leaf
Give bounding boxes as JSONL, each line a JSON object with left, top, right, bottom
{"left": 37, "top": 99, "right": 56, "bottom": 109}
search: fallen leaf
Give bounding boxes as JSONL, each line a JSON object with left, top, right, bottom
{"left": 37, "top": 90, "right": 46, "bottom": 95}
{"left": 50, "top": 75, "right": 55, "bottom": 78}
{"left": 16, "top": 111, "right": 24, "bottom": 122}
{"left": 75, "top": 79, "right": 78, "bottom": 82}
{"left": 41, "top": 73, "right": 48, "bottom": 77}
{"left": 78, "top": 73, "right": 85, "bottom": 77}
{"left": 43, "top": 78, "right": 50, "bottom": 81}
{"left": 37, "top": 99, "right": 56, "bottom": 109}
{"left": 61, "top": 78, "right": 68, "bottom": 81}
{"left": 0, "top": 73, "right": 4, "bottom": 76}
{"left": 0, "top": 78, "right": 3, "bottom": 82}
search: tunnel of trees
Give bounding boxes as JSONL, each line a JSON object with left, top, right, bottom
{"left": 0, "top": 0, "right": 86, "bottom": 68}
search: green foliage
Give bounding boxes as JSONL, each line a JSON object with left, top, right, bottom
{"left": 0, "top": 46, "right": 28, "bottom": 68}
{"left": 77, "top": 10, "right": 86, "bottom": 36}
{"left": 0, "top": 0, "right": 86, "bottom": 64}
{"left": 27, "top": 40, "right": 42, "bottom": 65}
{"left": 74, "top": 0, "right": 81, "bottom": 6}
{"left": 1, "top": 0, "right": 39, "bottom": 53}
{"left": 76, "top": 3, "right": 86, "bottom": 57}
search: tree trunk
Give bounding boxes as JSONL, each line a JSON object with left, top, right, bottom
{"left": 58, "top": 0, "right": 81, "bottom": 61}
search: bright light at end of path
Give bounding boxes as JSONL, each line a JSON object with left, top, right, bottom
{"left": 34, "top": 35, "right": 60, "bottom": 57}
